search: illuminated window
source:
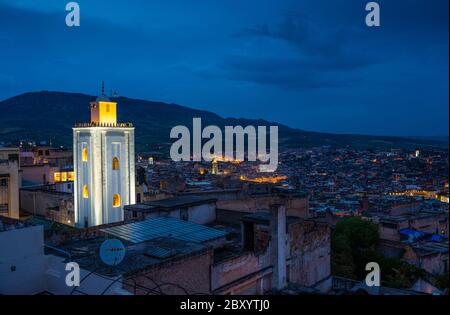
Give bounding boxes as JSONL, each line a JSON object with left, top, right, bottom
{"left": 82, "top": 148, "right": 88, "bottom": 162}
{"left": 68, "top": 172, "right": 74, "bottom": 181}
{"left": 112, "top": 157, "right": 119, "bottom": 170}
{"left": 113, "top": 194, "right": 121, "bottom": 207}
{"left": 61, "top": 172, "right": 67, "bottom": 182}
{"left": 54, "top": 172, "right": 61, "bottom": 183}
{"left": 83, "top": 185, "right": 89, "bottom": 199}
{"left": 106, "top": 104, "right": 110, "bottom": 112}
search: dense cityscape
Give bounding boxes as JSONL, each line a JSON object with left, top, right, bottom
{"left": 0, "top": 0, "right": 448, "bottom": 307}
{"left": 1, "top": 115, "right": 448, "bottom": 294}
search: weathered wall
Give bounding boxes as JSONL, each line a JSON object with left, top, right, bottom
{"left": 211, "top": 252, "right": 272, "bottom": 295}
{"left": 20, "top": 188, "right": 74, "bottom": 224}
{"left": 403, "top": 245, "right": 449, "bottom": 275}
{"left": 212, "top": 218, "right": 331, "bottom": 294}
{"left": 217, "top": 195, "right": 310, "bottom": 218}
{"left": 124, "top": 249, "right": 213, "bottom": 295}
{"left": 287, "top": 220, "right": 331, "bottom": 287}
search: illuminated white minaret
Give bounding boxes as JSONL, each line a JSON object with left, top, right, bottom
{"left": 73, "top": 83, "right": 135, "bottom": 227}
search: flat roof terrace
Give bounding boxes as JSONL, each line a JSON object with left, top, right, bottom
{"left": 124, "top": 195, "right": 217, "bottom": 213}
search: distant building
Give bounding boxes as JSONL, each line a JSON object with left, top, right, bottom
{"left": 403, "top": 241, "right": 449, "bottom": 276}
{"left": 415, "top": 149, "right": 420, "bottom": 158}
{"left": 124, "top": 195, "right": 217, "bottom": 223}
{"left": 73, "top": 85, "right": 135, "bottom": 227}
{"left": 20, "top": 185, "right": 74, "bottom": 225}
{"left": 21, "top": 164, "right": 74, "bottom": 187}
{"left": 373, "top": 209, "right": 448, "bottom": 242}
{"left": 0, "top": 148, "right": 20, "bottom": 218}
{"left": 211, "top": 158, "right": 219, "bottom": 175}
{"left": 366, "top": 202, "right": 449, "bottom": 278}
{"left": 29, "top": 146, "right": 73, "bottom": 167}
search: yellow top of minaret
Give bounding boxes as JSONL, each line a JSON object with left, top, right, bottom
{"left": 90, "top": 82, "right": 117, "bottom": 124}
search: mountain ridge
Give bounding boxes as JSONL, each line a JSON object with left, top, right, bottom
{"left": 0, "top": 91, "right": 447, "bottom": 152}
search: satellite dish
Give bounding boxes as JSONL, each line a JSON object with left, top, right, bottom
{"left": 99, "top": 239, "right": 126, "bottom": 266}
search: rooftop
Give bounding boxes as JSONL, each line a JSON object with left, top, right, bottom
{"left": 241, "top": 211, "right": 302, "bottom": 226}
{"left": 374, "top": 209, "right": 447, "bottom": 223}
{"left": 411, "top": 240, "right": 449, "bottom": 257}
{"left": 125, "top": 195, "right": 217, "bottom": 212}
{"left": 66, "top": 236, "right": 209, "bottom": 277}
{"left": 100, "top": 216, "right": 227, "bottom": 244}
{"left": 0, "top": 216, "right": 30, "bottom": 232}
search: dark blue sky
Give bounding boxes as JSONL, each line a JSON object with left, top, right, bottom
{"left": 0, "top": 0, "right": 448, "bottom": 136}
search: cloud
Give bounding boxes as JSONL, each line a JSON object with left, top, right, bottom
{"left": 239, "top": 14, "right": 346, "bottom": 57}
{"left": 220, "top": 56, "right": 355, "bottom": 90}
{"left": 211, "top": 14, "right": 381, "bottom": 90}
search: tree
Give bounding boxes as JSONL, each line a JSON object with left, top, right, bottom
{"left": 331, "top": 216, "right": 425, "bottom": 288}
{"left": 331, "top": 216, "right": 378, "bottom": 279}
{"left": 377, "top": 255, "right": 425, "bottom": 288}
{"left": 434, "top": 272, "right": 449, "bottom": 291}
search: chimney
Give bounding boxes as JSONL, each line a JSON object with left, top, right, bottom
{"left": 270, "top": 203, "right": 287, "bottom": 290}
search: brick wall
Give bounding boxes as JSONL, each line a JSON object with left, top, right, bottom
{"left": 124, "top": 249, "right": 213, "bottom": 295}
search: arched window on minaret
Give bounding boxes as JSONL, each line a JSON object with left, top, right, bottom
{"left": 83, "top": 185, "right": 89, "bottom": 199}
{"left": 82, "top": 148, "right": 88, "bottom": 162}
{"left": 113, "top": 194, "right": 121, "bottom": 207}
{"left": 112, "top": 157, "right": 119, "bottom": 170}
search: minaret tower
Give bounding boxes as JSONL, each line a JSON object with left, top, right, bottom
{"left": 73, "top": 83, "right": 135, "bottom": 227}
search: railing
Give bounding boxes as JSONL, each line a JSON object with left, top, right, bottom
{"left": 74, "top": 122, "right": 134, "bottom": 128}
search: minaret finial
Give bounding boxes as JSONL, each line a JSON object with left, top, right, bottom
{"left": 101, "top": 81, "right": 105, "bottom": 95}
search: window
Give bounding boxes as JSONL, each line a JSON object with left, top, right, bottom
{"left": 113, "top": 194, "right": 121, "bottom": 207}
{"left": 112, "top": 157, "right": 119, "bottom": 170}
{"left": 61, "top": 172, "right": 67, "bottom": 182}
{"left": 83, "top": 185, "right": 89, "bottom": 198}
{"left": 82, "top": 148, "right": 88, "bottom": 162}
{"left": 132, "top": 211, "right": 138, "bottom": 218}
{"left": 136, "top": 193, "right": 141, "bottom": 203}
{"left": 54, "top": 172, "right": 61, "bottom": 183}
{"left": 106, "top": 104, "right": 110, "bottom": 112}
{"left": 68, "top": 172, "right": 74, "bottom": 181}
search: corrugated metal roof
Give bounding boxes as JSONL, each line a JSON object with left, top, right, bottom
{"left": 144, "top": 246, "right": 176, "bottom": 259}
{"left": 100, "top": 216, "right": 227, "bottom": 244}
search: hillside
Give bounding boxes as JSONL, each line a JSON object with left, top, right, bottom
{"left": 0, "top": 91, "right": 447, "bottom": 153}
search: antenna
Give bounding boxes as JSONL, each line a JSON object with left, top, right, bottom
{"left": 101, "top": 81, "right": 105, "bottom": 95}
